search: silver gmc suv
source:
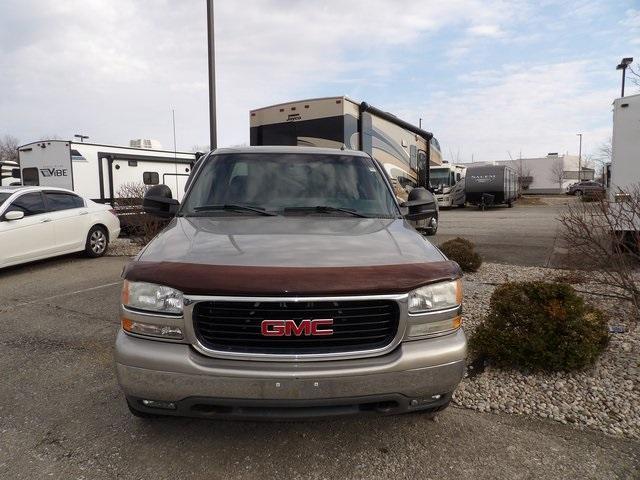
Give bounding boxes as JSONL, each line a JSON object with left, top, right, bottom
{"left": 115, "top": 146, "right": 466, "bottom": 419}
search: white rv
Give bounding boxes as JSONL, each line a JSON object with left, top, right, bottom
{"left": 611, "top": 94, "right": 640, "bottom": 198}
{"left": 430, "top": 164, "right": 466, "bottom": 207}
{"left": 1, "top": 160, "right": 20, "bottom": 186}
{"left": 249, "top": 96, "right": 443, "bottom": 198}
{"left": 17, "top": 140, "right": 198, "bottom": 204}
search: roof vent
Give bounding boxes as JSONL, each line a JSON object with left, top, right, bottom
{"left": 129, "top": 139, "right": 162, "bottom": 150}
{"left": 547, "top": 152, "right": 558, "bottom": 156}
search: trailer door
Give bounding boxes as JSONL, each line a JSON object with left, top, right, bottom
{"left": 19, "top": 142, "right": 73, "bottom": 190}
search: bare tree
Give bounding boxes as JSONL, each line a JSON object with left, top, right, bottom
{"left": 559, "top": 185, "right": 640, "bottom": 316}
{"left": 0, "top": 135, "right": 19, "bottom": 164}
{"left": 515, "top": 157, "right": 533, "bottom": 194}
{"left": 115, "top": 182, "right": 167, "bottom": 245}
{"left": 549, "top": 158, "right": 566, "bottom": 191}
{"left": 592, "top": 137, "right": 612, "bottom": 168}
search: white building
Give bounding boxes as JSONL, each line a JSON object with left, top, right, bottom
{"left": 460, "top": 154, "right": 594, "bottom": 194}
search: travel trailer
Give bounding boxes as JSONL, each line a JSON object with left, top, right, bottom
{"left": 17, "top": 140, "right": 198, "bottom": 205}
{"left": 611, "top": 94, "right": 640, "bottom": 198}
{"left": 1, "top": 160, "right": 20, "bottom": 186}
{"left": 465, "top": 164, "right": 518, "bottom": 210}
{"left": 249, "top": 96, "right": 443, "bottom": 198}
{"left": 430, "top": 163, "right": 466, "bottom": 207}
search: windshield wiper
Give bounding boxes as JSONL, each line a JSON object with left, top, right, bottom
{"left": 192, "top": 204, "right": 277, "bottom": 216}
{"left": 283, "top": 206, "right": 370, "bottom": 218}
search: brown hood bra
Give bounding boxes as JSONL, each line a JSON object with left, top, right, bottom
{"left": 122, "top": 260, "right": 462, "bottom": 297}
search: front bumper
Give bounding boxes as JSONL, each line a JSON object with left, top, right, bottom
{"left": 115, "top": 328, "right": 466, "bottom": 418}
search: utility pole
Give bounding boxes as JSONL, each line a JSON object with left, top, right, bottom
{"left": 206, "top": 0, "right": 218, "bottom": 150}
{"left": 576, "top": 133, "right": 582, "bottom": 181}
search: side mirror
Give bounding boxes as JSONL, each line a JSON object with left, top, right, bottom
{"left": 4, "top": 210, "right": 25, "bottom": 221}
{"left": 143, "top": 184, "right": 180, "bottom": 218}
{"left": 401, "top": 187, "right": 437, "bottom": 221}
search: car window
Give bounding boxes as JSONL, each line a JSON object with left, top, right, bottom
{"left": 0, "top": 192, "right": 11, "bottom": 207}
{"left": 45, "top": 192, "right": 84, "bottom": 211}
{"left": 8, "top": 192, "right": 46, "bottom": 216}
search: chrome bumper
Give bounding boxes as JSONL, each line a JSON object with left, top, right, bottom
{"left": 115, "top": 329, "right": 466, "bottom": 417}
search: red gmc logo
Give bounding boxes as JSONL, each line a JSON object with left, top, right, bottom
{"left": 261, "top": 319, "right": 334, "bottom": 337}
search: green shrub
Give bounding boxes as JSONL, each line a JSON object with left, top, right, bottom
{"left": 470, "top": 281, "right": 609, "bottom": 372}
{"left": 439, "top": 237, "right": 482, "bottom": 272}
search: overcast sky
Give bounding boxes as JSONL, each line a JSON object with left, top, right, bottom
{"left": 1, "top": 0, "right": 638, "bottom": 161}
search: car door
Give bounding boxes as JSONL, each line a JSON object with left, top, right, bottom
{"left": 0, "top": 192, "right": 56, "bottom": 267}
{"left": 43, "top": 191, "right": 90, "bottom": 253}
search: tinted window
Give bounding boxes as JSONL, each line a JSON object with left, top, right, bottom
{"left": 0, "top": 192, "right": 11, "bottom": 207}
{"left": 9, "top": 193, "right": 45, "bottom": 216}
{"left": 45, "top": 192, "right": 84, "bottom": 211}
{"left": 22, "top": 168, "right": 39, "bottom": 186}
{"left": 182, "top": 153, "right": 399, "bottom": 218}
{"left": 143, "top": 172, "right": 159, "bottom": 185}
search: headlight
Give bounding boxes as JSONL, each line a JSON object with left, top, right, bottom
{"left": 122, "top": 280, "right": 183, "bottom": 315}
{"left": 408, "top": 279, "right": 462, "bottom": 313}
{"left": 121, "top": 318, "right": 184, "bottom": 339}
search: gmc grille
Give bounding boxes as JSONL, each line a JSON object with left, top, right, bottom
{"left": 192, "top": 300, "right": 399, "bottom": 355}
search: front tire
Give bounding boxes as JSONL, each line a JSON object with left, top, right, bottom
{"left": 574, "top": 190, "right": 583, "bottom": 197}
{"left": 85, "top": 225, "right": 109, "bottom": 258}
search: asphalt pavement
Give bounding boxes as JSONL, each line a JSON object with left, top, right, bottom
{"left": 0, "top": 255, "right": 638, "bottom": 479}
{"left": 434, "top": 197, "right": 572, "bottom": 267}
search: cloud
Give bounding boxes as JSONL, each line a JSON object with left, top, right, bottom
{"left": 0, "top": 0, "right": 524, "bottom": 150}
{"left": 467, "top": 24, "right": 505, "bottom": 37}
{"left": 412, "top": 60, "right": 618, "bottom": 162}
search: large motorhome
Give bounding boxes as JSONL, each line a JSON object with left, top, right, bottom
{"left": 17, "top": 140, "right": 198, "bottom": 204}
{"left": 249, "top": 96, "right": 443, "bottom": 200}
{"left": 430, "top": 163, "right": 466, "bottom": 207}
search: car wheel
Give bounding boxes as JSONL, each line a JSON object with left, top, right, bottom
{"left": 574, "top": 190, "right": 583, "bottom": 196}
{"left": 85, "top": 225, "right": 109, "bottom": 258}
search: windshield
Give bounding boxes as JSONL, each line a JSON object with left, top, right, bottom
{"left": 181, "top": 153, "right": 399, "bottom": 218}
{"left": 0, "top": 192, "right": 11, "bottom": 207}
{"left": 430, "top": 169, "right": 452, "bottom": 187}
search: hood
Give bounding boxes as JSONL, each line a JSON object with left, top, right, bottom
{"left": 137, "top": 216, "right": 444, "bottom": 267}
{"left": 124, "top": 216, "right": 461, "bottom": 296}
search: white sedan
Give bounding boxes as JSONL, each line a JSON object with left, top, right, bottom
{"left": 0, "top": 186, "right": 120, "bottom": 269}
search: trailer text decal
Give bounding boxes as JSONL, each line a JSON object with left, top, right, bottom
{"left": 40, "top": 167, "right": 68, "bottom": 177}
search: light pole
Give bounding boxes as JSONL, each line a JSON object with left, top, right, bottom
{"left": 616, "top": 57, "right": 633, "bottom": 97}
{"left": 576, "top": 133, "right": 582, "bottom": 181}
{"left": 74, "top": 134, "right": 89, "bottom": 142}
{"left": 206, "top": 0, "right": 217, "bottom": 150}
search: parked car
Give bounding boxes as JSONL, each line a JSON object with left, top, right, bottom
{"left": 0, "top": 186, "right": 120, "bottom": 269}
{"left": 115, "top": 146, "right": 466, "bottom": 420}
{"left": 566, "top": 181, "right": 605, "bottom": 196}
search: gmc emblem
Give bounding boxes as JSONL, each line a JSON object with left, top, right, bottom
{"left": 261, "top": 319, "right": 334, "bottom": 337}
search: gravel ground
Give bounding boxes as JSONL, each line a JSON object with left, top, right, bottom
{"left": 455, "top": 262, "right": 640, "bottom": 439}
{"left": 106, "top": 238, "right": 143, "bottom": 257}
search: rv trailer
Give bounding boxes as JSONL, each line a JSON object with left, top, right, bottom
{"left": 250, "top": 96, "right": 443, "bottom": 233}
{"left": 17, "top": 140, "right": 198, "bottom": 204}
{"left": 1, "top": 160, "right": 20, "bottom": 186}
{"left": 250, "top": 97, "right": 443, "bottom": 194}
{"left": 431, "top": 163, "right": 466, "bottom": 207}
{"left": 465, "top": 164, "right": 518, "bottom": 210}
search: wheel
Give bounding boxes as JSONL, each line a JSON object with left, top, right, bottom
{"left": 574, "top": 190, "right": 583, "bottom": 197}
{"left": 127, "top": 401, "right": 163, "bottom": 419}
{"left": 424, "top": 216, "right": 438, "bottom": 236}
{"left": 507, "top": 201, "right": 513, "bottom": 208}
{"left": 85, "top": 225, "right": 109, "bottom": 258}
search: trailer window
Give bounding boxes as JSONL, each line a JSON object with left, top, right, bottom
{"left": 143, "top": 172, "right": 159, "bottom": 185}
{"left": 22, "top": 168, "right": 39, "bottom": 186}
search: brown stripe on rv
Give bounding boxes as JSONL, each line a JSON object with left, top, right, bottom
{"left": 122, "top": 261, "right": 462, "bottom": 296}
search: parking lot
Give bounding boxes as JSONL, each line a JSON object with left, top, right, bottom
{"left": 1, "top": 253, "right": 639, "bottom": 480}
{"left": 434, "top": 197, "right": 573, "bottom": 268}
